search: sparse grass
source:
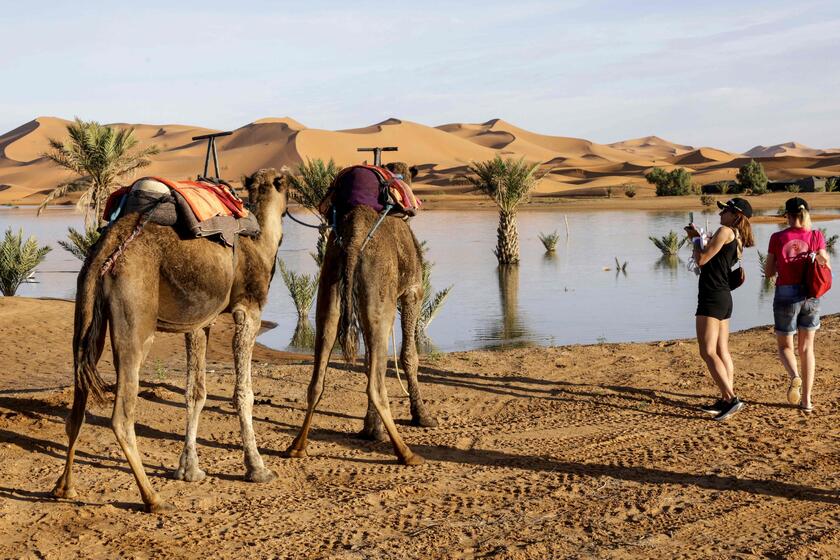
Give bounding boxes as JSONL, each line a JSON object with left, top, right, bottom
{"left": 649, "top": 231, "right": 687, "bottom": 256}
{"left": 700, "top": 194, "right": 715, "bottom": 207}
{"left": 623, "top": 184, "right": 636, "bottom": 198}
{"left": 605, "top": 186, "right": 614, "bottom": 198}
{"left": 0, "top": 228, "right": 51, "bottom": 296}
{"left": 277, "top": 258, "right": 319, "bottom": 320}
{"left": 539, "top": 231, "right": 560, "bottom": 253}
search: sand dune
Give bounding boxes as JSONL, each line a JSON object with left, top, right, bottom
{"left": 1, "top": 115, "right": 839, "bottom": 204}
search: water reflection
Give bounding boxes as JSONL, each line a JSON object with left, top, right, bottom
{"left": 475, "top": 265, "right": 533, "bottom": 349}
{"left": 654, "top": 255, "right": 684, "bottom": 279}
{"left": 289, "top": 319, "right": 315, "bottom": 351}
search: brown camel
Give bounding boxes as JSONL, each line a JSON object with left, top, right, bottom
{"left": 51, "top": 168, "right": 287, "bottom": 512}
{"left": 287, "top": 167, "right": 436, "bottom": 465}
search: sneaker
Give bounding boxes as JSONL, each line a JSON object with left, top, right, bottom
{"left": 699, "top": 399, "right": 726, "bottom": 414}
{"left": 787, "top": 377, "right": 802, "bottom": 405}
{"left": 713, "top": 397, "right": 745, "bottom": 421}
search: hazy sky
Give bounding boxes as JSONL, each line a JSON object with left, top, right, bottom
{"left": 2, "top": 0, "right": 838, "bottom": 152}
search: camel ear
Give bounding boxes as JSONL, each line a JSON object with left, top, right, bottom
{"left": 244, "top": 174, "right": 255, "bottom": 191}
{"left": 409, "top": 166, "right": 419, "bottom": 180}
{"left": 273, "top": 175, "right": 285, "bottom": 192}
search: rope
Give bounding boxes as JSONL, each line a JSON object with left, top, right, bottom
{"left": 390, "top": 322, "right": 410, "bottom": 398}
{"left": 100, "top": 199, "right": 164, "bottom": 277}
{"left": 285, "top": 208, "right": 324, "bottom": 229}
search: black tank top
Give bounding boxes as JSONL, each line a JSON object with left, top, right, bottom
{"left": 699, "top": 228, "right": 739, "bottom": 294}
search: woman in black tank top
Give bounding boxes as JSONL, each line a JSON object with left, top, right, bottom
{"left": 685, "top": 198, "right": 754, "bottom": 421}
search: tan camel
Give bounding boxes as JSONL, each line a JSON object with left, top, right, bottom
{"left": 51, "top": 168, "right": 287, "bottom": 512}
{"left": 286, "top": 170, "right": 437, "bottom": 465}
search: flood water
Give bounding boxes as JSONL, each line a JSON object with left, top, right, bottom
{"left": 4, "top": 206, "right": 840, "bottom": 353}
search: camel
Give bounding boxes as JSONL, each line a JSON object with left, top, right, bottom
{"left": 286, "top": 163, "right": 436, "bottom": 465}
{"left": 51, "top": 168, "right": 287, "bottom": 512}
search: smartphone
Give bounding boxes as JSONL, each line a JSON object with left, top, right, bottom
{"left": 689, "top": 211, "right": 694, "bottom": 226}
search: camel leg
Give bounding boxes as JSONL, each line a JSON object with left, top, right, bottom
{"left": 174, "top": 326, "right": 209, "bottom": 482}
{"left": 52, "top": 315, "right": 108, "bottom": 499}
{"left": 400, "top": 287, "right": 438, "bottom": 428}
{"left": 287, "top": 263, "right": 341, "bottom": 458}
{"left": 232, "top": 307, "right": 276, "bottom": 483}
{"left": 360, "top": 348, "right": 388, "bottom": 442}
{"left": 365, "top": 308, "right": 424, "bottom": 466}
{"left": 110, "top": 324, "right": 170, "bottom": 513}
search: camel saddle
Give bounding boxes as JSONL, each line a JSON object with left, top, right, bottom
{"left": 318, "top": 165, "right": 421, "bottom": 222}
{"left": 103, "top": 177, "right": 260, "bottom": 247}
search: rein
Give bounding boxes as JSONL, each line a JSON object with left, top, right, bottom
{"left": 284, "top": 208, "right": 324, "bottom": 230}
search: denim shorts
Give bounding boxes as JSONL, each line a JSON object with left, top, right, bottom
{"left": 773, "top": 284, "right": 820, "bottom": 334}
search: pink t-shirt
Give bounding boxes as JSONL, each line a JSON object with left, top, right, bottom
{"left": 768, "top": 228, "right": 826, "bottom": 286}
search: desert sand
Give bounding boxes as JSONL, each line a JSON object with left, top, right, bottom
{"left": 0, "top": 297, "right": 838, "bottom": 559}
{"left": 2, "top": 116, "right": 840, "bottom": 206}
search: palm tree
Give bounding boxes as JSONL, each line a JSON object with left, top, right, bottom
{"left": 416, "top": 241, "right": 453, "bottom": 335}
{"left": 287, "top": 158, "right": 341, "bottom": 266}
{"left": 39, "top": 118, "right": 159, "bottom": 229}
{"left": 0, "top": 228, "right": 51, "bottom": 296}
{"left": 466, "top": 156, "right": 542, "bottom": 264}
{"left": 58, "top": 226, "right": 101, "bottom": 261}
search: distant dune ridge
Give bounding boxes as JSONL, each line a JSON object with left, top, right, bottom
{"left": 1, "top": 116, "right": 839, "bottom": 204}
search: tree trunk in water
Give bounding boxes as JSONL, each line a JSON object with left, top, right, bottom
{"left": 496, "top": 210, "right": 519, "bottom": 264}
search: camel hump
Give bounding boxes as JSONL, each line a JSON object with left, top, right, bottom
{"left": 130, "top": 178, "right": 171, "bottom": 195}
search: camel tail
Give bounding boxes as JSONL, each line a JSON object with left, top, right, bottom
{"left": 72, "top": 223, "right": 130, "bottom": 405}
{"left": 338, "top": 238, "right": 360, "bottom": 364}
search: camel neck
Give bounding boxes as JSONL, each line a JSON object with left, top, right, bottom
{"left": 251, "top": 201, "right": 284, "bottom": 263}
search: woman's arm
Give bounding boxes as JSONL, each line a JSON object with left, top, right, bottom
{"left": 764, "top": 252, "right": 777, "bottom": 278}
{"left": 695, "top": 227, "right": 734, "bottom": 267}
{"left": 816, "top": 249, "right": 831, "bottom": 268}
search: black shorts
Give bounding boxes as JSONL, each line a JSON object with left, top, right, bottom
{"left": 696, "top": 290, "right": 733, "bottom": 320}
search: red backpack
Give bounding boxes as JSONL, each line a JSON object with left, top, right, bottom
{"left": 804, "top": 230, "right": 832, "bottom": 298}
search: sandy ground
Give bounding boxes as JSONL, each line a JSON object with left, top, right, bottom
{"left": 0, "top": 297, "right": 838, "bottom": 559}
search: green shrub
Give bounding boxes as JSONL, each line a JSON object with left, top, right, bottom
{"left": 826, "top": 177, "right": 840, "bottom": 192}
{"left": 646, "top": 167, "right": 692, "bottom": 196}
{"left": 785, "top": 183, "right": 800, "bottom": 193}
{"left": 0, "top": 228, "right": 52, "bottom": 296}
{"left": 649, "top": 231, "right": 687, "bottom": 256}
{"left": 736, "top": 159, "right": 768, "bottom": 195}
{"left": 539, "top": 231, "right": 560, "bottom": 253}
{"left": 276, "top": 258, "right": 318, "bottom": 320}
{"left": 700, "top": 194, "right": 715, "bottom": 207}
{"left": 624, "top": 184, "right": 636, "bottom": 198}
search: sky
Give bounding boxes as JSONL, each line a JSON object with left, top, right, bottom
{"left": 2, "top": 0, "right": 839, "bottom": 152}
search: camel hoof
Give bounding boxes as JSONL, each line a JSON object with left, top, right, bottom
{"left": 399, "top": 452, "right": 425, "bottom": 466}
{"left": 173, "top": 467, "right": 206, "bottom": 483}
{"left": 356, "top": 428, "right": 389, "bottom": 442}
{"left": 411, "top": 415, "right": 439, "bottom": 428}
{"left": 285, "top": 447, "right": 308, "bottom": 459}
{"left": 146, "top": 501, "right": 175, "bottom": 514}
{"left": 246, "top": 467, "right": 277, "bottom": 484}
{"left": 51, "top": 484, "right": 77, "bottom": 500}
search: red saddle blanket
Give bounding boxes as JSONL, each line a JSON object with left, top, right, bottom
{"left": 150, "top": 177, "right": 248, "bottom": 220}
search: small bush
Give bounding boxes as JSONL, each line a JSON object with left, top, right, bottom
{"left": 818, "top": 228, "right": 838, "bottom": 251}
{"left": 646, "top": 167, "right": 692, "bottom": 196}
{"left": 276, "top": 258, "right": 318, "bottom": 320}
{"left": 539, "top": 231, "right": 560, "bottom": 253}
{"left": 649, "top": 231, "right": 687, "bottom": 256}
{"left": 623, "top": 184, "right": 636, "bottom": 198}
{"left": 826, "top": 177, "right": 840, "bottom": 192}
{"left": 0, "top": 228, "right": 52, "bottom": 296}
{"left": 737, "top": 159, "right": 768, "bottom": 195}
{"left": 58, "top": 227, "right": 101, "bottom": 261}
{"left": 700, "top": 194, "right": 715, "bottom": 207}
{"left": 785, "top": 183, "right": 800, "bottom": 193}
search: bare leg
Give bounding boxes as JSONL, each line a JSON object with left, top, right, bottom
{"left": 232, "top": 307, "right": 275, "bottom": 482}
{"left": 716, "top": 319, "right": 734, "bottom": 391}
{"left": 365, "top": 310, "right": 423, "bottom": 466}
{"left": 52, "top": 312, "right": 108, "bottom": 499}
{"left": 776, "top": 333, "right": 799, "bottom": 381}
{"left": 400, "top": 288, "right": 437, "bottom": 428}
{"left": 696, "top": 316, "right": 735, "bottom": 400}
{"left": 287, "top": 267, "right": 341, "bottom": 458}
{"left": 797, "top": 329, "right": 816, "bottom": 409}
{"left": 174, "top": 327, "right": 209, "bottom": 481}
{"left": 111, "top": 331, "right": 170, "bottom": 512}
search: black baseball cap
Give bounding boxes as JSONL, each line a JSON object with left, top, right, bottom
{"left": 784, "top": 197, "right": 809, "bottom": 214}
{"left": 716, "top": 197, "right": 753, "bottom": 218}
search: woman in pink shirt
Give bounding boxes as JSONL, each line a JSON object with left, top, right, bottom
{"left": 764, "top": 197, "right": 831, "bottom": 412}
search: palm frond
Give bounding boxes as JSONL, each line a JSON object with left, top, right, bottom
{"left": 288, "top": 158, "right": 341, "bottom": 212}
{"left": 0, "top": 228, "right": 52, "bottom": 296}
{"left": 57, "top": 226, "right": 101, "bottom": 261}
{"left": 277, "top": 258, "right": 319, "bottom": 319}
{"left": 466, "top": 156, "right": 543, "bottom": 212}
{"left": 649, "top": 231, "right": 687, "bottom": 256}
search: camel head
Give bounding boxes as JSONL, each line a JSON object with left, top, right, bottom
{"left": 385, "top": 162, "right": 419, "bottom": 185}
{"left": 243, "top": 168, "right": 288, "bottom": 218}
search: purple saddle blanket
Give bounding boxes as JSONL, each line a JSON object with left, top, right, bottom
{"left": 333, "top": 167, "right": 384, "bottom": 216}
